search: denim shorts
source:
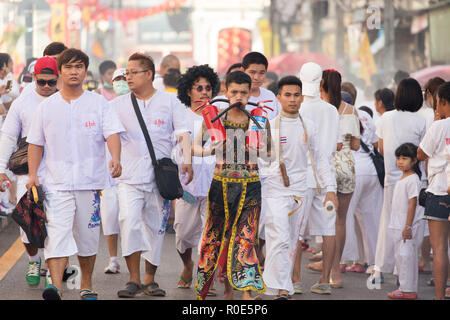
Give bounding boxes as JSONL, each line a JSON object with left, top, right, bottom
{"left": 424, "top": 192, "right": 450, "bottom": 222}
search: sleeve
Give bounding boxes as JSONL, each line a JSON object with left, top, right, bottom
{"left": 0, "top": 132, "right": 18, "bottom": 173}
{"left": 26, "top": 102, "right": 46, "bottom": 146}
{"left": 102, "top": 98, "right": 125, "bottom": 139}
{"left": 419, "top": 122, "right": 439, "bottom": 158}
{"left": 406, "top": 177, "right": 420, "bottom": 200}
{"left": 1, "top": 98, "right": 22, "bottom": 138}
{"left": 310, "top": 121, "right": 337, "bottom": 193}
{"left": 171, "top": 96, "right": 189, "bottom": 137}
{"left": 375, "top": 115, "right": 384, "bottom": 140}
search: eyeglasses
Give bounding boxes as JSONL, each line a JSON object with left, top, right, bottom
{"left": 125, "top": 70, "right": 149, "bottom": 77}
{"left": 36, "top": 79, "right": 58, "bottom": 87}
{"left": 193, "top": 85, "right": 212, "bottom": 92}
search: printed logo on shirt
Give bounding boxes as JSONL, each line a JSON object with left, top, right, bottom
{"left": 84, "top": 121, "right": 96, "bottom": 129}
{"left": 446, "top": 138, "right": 450, "bottom": 145}
{"left": 88, "top": 191, "right": 101, "bottom": 229}
{"left": 280, "top": 137, "right": 287, "bottom": 144}
{"left": 154, "top": 119, "right": 165, "bottom": 127}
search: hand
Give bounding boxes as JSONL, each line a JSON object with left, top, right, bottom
{"left": 323, "top": 192, "right": 339, "bottom": 212}
{"left": 402, "top": 227, "right": 412, "bottom": 242}
{"left": 181, "top": 164, "right": 194, "bottom": 185}
{"left": 26, "top": 175, "right": 40, "bottom": 190}
{"left": 0, "top": 84, "right": 8, "bottom": 95}
{"left": 109, "top": 159, "right": 122, "bottom": 178}
{"left": 0, "top": 173, "right": 11, "bottom": 192}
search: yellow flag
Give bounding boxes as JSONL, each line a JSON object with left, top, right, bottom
{"left": 49, "top": 2, "right": 67, "bottom": 43}
{"left": 358, "top": 31, "right": 377, "bottom": 85}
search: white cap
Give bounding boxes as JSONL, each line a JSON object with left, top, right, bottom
{"left": 299, "top": 62, "right": 322, "bottom": 97}
{"left": 28, "top": 60, "right": 37, "bottom": 74}
{"left": 112, "top": 68, "right": 126, "bottom": 81}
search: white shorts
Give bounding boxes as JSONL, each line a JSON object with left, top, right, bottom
{"left": 43, "top": 190, "right": 102, "bottom": 260}
{"left": 263, "top": 196, "right": 304, "bottom": 295}
{"left": 117, "top": 183, "right": 166, "bottom": 266}
{"left": 174, "top": 196, "right": 207, "bottom": 254}
{"left": 100, "top": 186, "right": 120, "bottom": 236}
{"left": 304, "top": 188, "right": 336, "bottom": 237}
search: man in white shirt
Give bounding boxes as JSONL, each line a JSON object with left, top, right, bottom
{"left": 112, "top": 53, "right": 193, "bottom": 298}
{"left": 0, "top": 56, "right": 59, "bottom": 288}
{"left": 292, "top": 62, "right": 340, "bottom": 295}
{"left": 26, "top": 48, "right": 124, "bottom": 300}
{"left": 153, "top": 54, "right": 181, "bottom": 92}
{"left": 261, "top": 76, "right": 337, "bottom": 299}
{"left": 0, "top": 53, "right": 20, "bottom": 109}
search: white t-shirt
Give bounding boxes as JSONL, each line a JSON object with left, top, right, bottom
{"left": 19, "top": 81, "right": 36, "bottom": 97}
{"left": 354, "top": 109, "right": 379, "bottom": 176}
{"left": 0, "top": 73, "right": 20, "bottom": 104}
{"left": 111, "top": 90, "right": 188, "bottom": 186}
{"left": 419, "top": 118, "right": 450, "bottom": 196}
{"left": 1, "top": 88, "right": 45, "bottom": 138}
{"left": 417, "top": 104, "right": 435, "bottom": 131}
{"left": 27, "top": 90, "right": 125, "bottom": 191}
{"left": 389, "top": 173, "right": 423, "bottom": 229}
{"left": 213, "top": 87, "right": 281, "bottom": 121}
{"left": 153, "top": 73, "right": 165, "bottom": 92}
{"left": 376, "top": 110, "right": 426, "bottom": 187}
{"left": 174, "top": 108, "right": 215, "bottom": 198}
{"left": 261, "top": 115, "right": 336, "bottom": 197}
{"left": 300, "top": 96, "right": 340, "bottom": 189}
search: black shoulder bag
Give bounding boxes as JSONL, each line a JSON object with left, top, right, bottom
{"left": 360, "top": 139, "right": 385, "bottom": 188}
{"left": 130, "top": 93, "right": 184, "bottom": 200}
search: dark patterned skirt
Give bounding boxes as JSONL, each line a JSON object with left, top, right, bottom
{"left": 195, "top": 175, "right": 266, "bottom": 300}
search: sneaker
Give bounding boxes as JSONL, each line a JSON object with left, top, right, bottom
{"left": 42, "top": 285, "right": 61, "bottom": 300}
{"left": 45, "top": 270, "right": 53, "bottom": 288}
{"left": 25, "top": 258, "right": 41, "bottom": 287}
{"left": 293, "top": 282, "right": 303, "bottom": 294}
{"left": 104, "top": 260, "right": 120, "bottom": 274}
{"left": 310, "top": 282, "right": 331, "bottom": 295}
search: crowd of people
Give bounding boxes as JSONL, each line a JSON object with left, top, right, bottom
{"left": 0, "top": 42, "right": 448, "bottom": 301}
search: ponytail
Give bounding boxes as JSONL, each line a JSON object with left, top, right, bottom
{"left": 322, "top": 70, "right": 342, "bottom": 109}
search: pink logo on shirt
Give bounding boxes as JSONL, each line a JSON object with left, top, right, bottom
{"left": 84, "top": 121, "right": 96, "bottom": 128}
{"left": 154, "top": 119, "right": 165, "bottom": 127}
{"left": 446, "top": 138, "right": 450, "bottom": 145}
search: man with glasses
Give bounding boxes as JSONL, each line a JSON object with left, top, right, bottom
{"left": 0, "top": 57, "right": 59, "bottom": 288}
{"left": 111, "top": 52, "right": 193, "bottom": 298}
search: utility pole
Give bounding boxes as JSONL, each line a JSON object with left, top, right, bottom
{"left": 24, "top": 0, "right": 34, "bottom": 59}
{"left": 383, "top": 0, "right": 395, "bottom": 75}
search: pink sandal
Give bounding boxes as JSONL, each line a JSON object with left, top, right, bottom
{"left": 345, "top": 264, "right": 366, "bottom": 273}
{"left": 387, "top": 290, "right": 417, "bottom": 300}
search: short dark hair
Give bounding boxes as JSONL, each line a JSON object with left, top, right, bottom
{"left": 99, "top": 60, "right": 116, "bottom": 75}
{"left": 437, "top": 81, "right": 450, "bottom": 106}
{"left": 57, "top": 48, "right": 89, "bottom": 71}
{"left": 0, "top": 53, "right": 10, "bottom": 69}
{"left": 341, "top": 91, "right": 354, "bottom": 105}
{"left": 225, "top": 71, "right": 251, "bottom": 90}
{"left": 359, "top": 106, "right": 373, "bottom": 118}
{"left": 424, "top": 77, "right": 445, "bottom": 109}
{"left": 394, "top": 78, "right": 423, "bottom": 112}
{"left": 394, "top": 70, "right": 410, "bottom": 85}
{"left": 43, "top": 42, "right": 68, "bottom": 57}
{"left": 277, "top": 76, "right": 302, "bottom": 92}
{"left": 374, "top": 88, "right": 395, "bottom": 111}
{"left": 226, "top": 63, "right": 243, "bottom": 75}
{"left": 266, "top": 71, "right": 278, "bottom": 82}
{"left": 128, "top": 53, "right": 155, "bottom": 81}
{"left": 177, "top": 64, "right": 219, "bottom": 107}
{"left": 242, "top": 52, "right": 268, "bottom": 70}
{"left": 163, "top": 68, "right": 181, "bottom": 88}
{"left": 395, "top": 143, "right": 421, "bottom": 178}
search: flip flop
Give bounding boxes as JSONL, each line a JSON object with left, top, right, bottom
{"left": 207, "top": 287, "right": 217, "bottom": 296}
{"left": 80, "top": 289, "right": 98, "bottom": 300}
{"left": 177, "top": 275, "right": 192, "bottom": 289}
{"left": 143, "top": 282, "right": 166, "bottom": 297}
{"left": 387, "top": 289, "right": 417, "bottom": 300}
{"left": 306, "top": 261, "right": 323, "bottom": 272}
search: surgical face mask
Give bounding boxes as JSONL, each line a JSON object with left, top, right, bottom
{"left": 104, "top": 81, "right": 113, "bottom": 89}
{"left": 113, "top": 80, "right": 130, "bottom": 95}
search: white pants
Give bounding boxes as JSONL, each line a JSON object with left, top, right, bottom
{"left": 174, "top": 196, "right": 207, "bottom": 254}
{"left": 374, "top": 184, "right": 396, "bottom": 273}
{"left": 263, "top": 195, "right": 304, "bottom": 295}
{"left": 304, "top": 188, "right": 336, "bottom": 237}
{"left": 391, "top": 223, "right": 425, "bottom": 292}
{"left": 342, "top": 175, "right": 383, "bottom": 265}
{"left": 117, "top": 183, "right": 166, "bottom": 266}
{"left": 43, "top": 190, "right": 101, "bottom": 260}
{"left": 100, "top": 186, "right": 120, "bottom": 236}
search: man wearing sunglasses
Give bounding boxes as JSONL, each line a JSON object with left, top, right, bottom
{"left": 0, "top": 56, "right": 59, "bottom": 289}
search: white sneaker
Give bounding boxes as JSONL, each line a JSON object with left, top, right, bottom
{"left": 104, "top": 260, "right": 120, "bottom": 274}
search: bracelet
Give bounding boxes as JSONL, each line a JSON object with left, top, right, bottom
{"left": 405, "top": 225, "right": 412, "bottom": 230}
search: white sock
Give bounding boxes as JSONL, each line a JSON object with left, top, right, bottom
{"left": 29, "top": 254, "right": 40, "bottom": 263}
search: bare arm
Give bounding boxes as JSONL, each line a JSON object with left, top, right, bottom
{"left": 106, "top": 133, "right": 122, "bottom": 178}
{"left": 402, "top": 197, "right": 418, "bottom": 242}
{"left": 350, "top": 136, "right": 360, "bottom": 151}
{"left": 178, "top": 131, "right": 194, "bottom": 185}
{"left": 26, "top": 144, "right": 44, "bottom": 189}
{"left": 378, "top": 138, "right": 384, "bottom": 156}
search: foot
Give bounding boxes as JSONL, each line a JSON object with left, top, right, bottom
{"left": 25, "top": 258, "right": 41, "bottom": 287}
{"left": 293, "top": 282, "right": 303, "bottom": 294}
{"left": 143, "top": 282, "right": 166, "bottom": 297}
{"left": 177, "top": 260, "right": 194, "bottom": 288}
{"left": 80, "top": 289, "right": 98, "bottom": 300}
{"left": 306, "top": 261, "right": 323, "bottom": 272}
{"left": 387, "top": 289, "right": 417, "bottom": 300}
{"left": 104, "top": 259, "right": 120, "bottom": 274}
{"left": 308, "top": 252, "right": 323, "bottom": 262}
{"left": 117, "top": 281, "right": 143, "bottom": 298}
{"left": 310, "top": 282, "right": 331, "bottom": 295}
{"left": 346, "top": 264, "right": 366, "bottom": 273}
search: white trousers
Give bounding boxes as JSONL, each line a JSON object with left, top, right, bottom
{"left": 304, "top": 188, "right": 336, "bottom": 237}
{"left": 43, "top": 190, "right": 101, "bottom": 260}
{"left": 342, "top": 175, "right": 383, "bottom": 265}
{"left": 100, "top": 186, "right": 120, "bottom": 236}
{"left": 174, "top": 196, "right": 207, "bottom": 254}
{"left": 263, "top": 195, "right": 304, "bottom": 295}
{"left": 117, "top": 183, "right": 166, "bottom": 266}
{"left": 391, "top": 223, "right": 425, "bottom": 292}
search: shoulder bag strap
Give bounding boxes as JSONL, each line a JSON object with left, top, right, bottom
{"left": 130, "top": 93, "right": 158, "bottom": 167}
{"left": 299, "top": 115, "right": 322, "bottom": 195}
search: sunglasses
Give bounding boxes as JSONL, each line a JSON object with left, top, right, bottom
{"left": 36, "top": 79, "right": 58, "bottom": 87}
{"left": 193, "top": 85, "right": 212, "bottom": 92}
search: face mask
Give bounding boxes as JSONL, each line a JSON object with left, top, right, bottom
{"left": 104, "top": 82, "right": 113, "bottom": 89}
{"left": 113, "top": 80, "right": 130, "bottom": 95}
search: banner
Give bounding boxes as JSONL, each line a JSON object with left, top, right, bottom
{"left": 358, "top": 31, "right": 377, "bottom": 85}
{"left": 47, "top": 0, "right": 67, "bottom": 44}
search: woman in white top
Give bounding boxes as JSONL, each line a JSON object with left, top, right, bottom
{"left": 320, "top": 70, "right": 360, "bottom": 287}
{"left": 370, "top": 78, "right": 427, "bottom": 284}
{"left": 418, "top": 81, "right": 450, "bottom": 300}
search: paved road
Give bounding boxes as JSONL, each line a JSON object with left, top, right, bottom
{"left": 0, "top": 215, "right": 438, "bottom": 300}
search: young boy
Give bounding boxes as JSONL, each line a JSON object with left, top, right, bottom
{"left": 261, "top": 76, "right": 337, "bottom": 299}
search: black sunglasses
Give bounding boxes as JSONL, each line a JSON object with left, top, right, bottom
{"left": 193, "top": 85, "right": 212, "bottom": 92}
{"left": 36, "top": 79, "right": 58, "bottom": 87}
